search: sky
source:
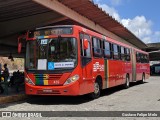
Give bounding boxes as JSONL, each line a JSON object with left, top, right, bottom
{"left": 93, "top": 0, "right": 160, "bottom": 43}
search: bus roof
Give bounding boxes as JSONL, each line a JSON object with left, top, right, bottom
{"left": 36, "top": 25, "right": 73, "bottom": 30}
{"left": 35, "top": 25, "right": 148, "bottom": 54}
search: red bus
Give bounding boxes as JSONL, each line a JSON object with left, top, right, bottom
{"left": 18, "top": 25, "right": 150, "bottom": 98}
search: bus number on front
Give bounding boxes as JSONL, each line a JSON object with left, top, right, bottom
{"left": 53, "top": 80, "right": 59, "bottom": 85}
{"left": 41, "top": 39, "right": 48, "bottom": 45}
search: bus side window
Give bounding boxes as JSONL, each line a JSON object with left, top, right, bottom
{"left": 141, "top": 54, "right": 145, "bottom": 63}
{"left": 146, "top": 55, "right": 149, "bottom": 63}
{"left": 80, "top": 33, "right": 91, "bottom": 66}
{"left": 113, "top": 44, "right": 119, "bottom": 60}
{"left": 103, "top": 41, "right": 112, "bottom": 59}
{"left": 120, "top": 46, "right": 125, "bottom": 61}
{"left": 125, "top": 48, "right": 130, "bottom": 61}
{"left": 145, "top": 55, "right": 149, "bottom": 63}
{"left": 142, "top": 54, "right": 149, "bottom": 63}
{"left": 147, "top": 55, "right": 150, "bottom": 63}
{"left": 92, "top": 37, "right": 102, "bottom": 58}
{"left": 118, "top": 45, "right": 120, "bottom": 60}
{"left": 136, "top": 52, "right": 141, "bottom": 63}
{"left": 143, "top": 54, "right": 147, "bottom": 63}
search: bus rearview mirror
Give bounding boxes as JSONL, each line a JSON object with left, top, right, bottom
{"left": 83, "top": 39, "right": 89, "bottom": 50}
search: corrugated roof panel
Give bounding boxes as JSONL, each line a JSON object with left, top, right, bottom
{"left": 0, "top": 0, "right": 147, "bottom": 48}
{"left": 59, "top": 0, "right": 147, "bottom": 48}
{"left": 0, "top": 0, "right": 51, "bottom": 22}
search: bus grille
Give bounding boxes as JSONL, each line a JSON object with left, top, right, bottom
{"left": 34, "top": 74, "right": 62, "bottom": 80}
{"left": 34, "top": 74, "right": 63, "bottom": 85}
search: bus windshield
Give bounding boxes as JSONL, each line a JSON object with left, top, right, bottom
{"left": 26, "top": 37, "right": 77, "bottom": 70}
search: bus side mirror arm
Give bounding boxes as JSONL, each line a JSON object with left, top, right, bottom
{"left": 18, "top": 37, "right": 22, "bottom": 53}
{"left": 18, "top": 34, "right": 26, "bottom": 54}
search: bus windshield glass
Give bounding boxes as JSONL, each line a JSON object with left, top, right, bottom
{"left": 26, "top": 37, "right": 77, "bottom": 70}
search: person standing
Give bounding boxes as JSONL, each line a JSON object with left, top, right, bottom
{"left": 0, "top": 63, "right": 4, "bottom": 93}
{"left": 0, "top": 63, "right": 1, "bottom": 74}
{"left": 2, "top": 64, "right": 9, "bottom": 94}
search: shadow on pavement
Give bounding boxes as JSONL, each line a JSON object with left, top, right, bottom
{"left": 0, "top": 99, "right": 25, "bottom": 109}
{"left": 26, "top": 95, "right": 93, "bottom": 105}
{"left": 0, "top": 81, "right": 148, "bottom": 108}
{"left": 101, "top": 81, "right": 148, "bottom": 97}
{"left": 26, "top": 81, "right": 148, "bottom": 105}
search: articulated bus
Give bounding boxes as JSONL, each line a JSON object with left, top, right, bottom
{"left": 18, "top": 25, "right": 150, "bottom": 98}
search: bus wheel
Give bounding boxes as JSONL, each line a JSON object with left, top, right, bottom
{"left": 140, "top": 74, "right": 145, "bottom": 84}
{"left": 123, "top": 75, "right": 129, "bottom": 89}
{"left": 89, "top": 80, "right": 101, "bottom": 99}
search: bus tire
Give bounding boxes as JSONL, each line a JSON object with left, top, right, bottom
{"left": 123, "top": 75, "right": 130, "bottom": 89}
{"left": 89, "top": 79, "right": 101, "bottom": 99}
{"left": 140, "top": 74, "right": 145, "bottom": 84}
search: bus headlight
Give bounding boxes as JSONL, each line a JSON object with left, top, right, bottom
{"left": 25, "top": 77, "right": 35, "bottom": 85}
{"left": 64, "top": 74, "right": 79, "bottom": 85}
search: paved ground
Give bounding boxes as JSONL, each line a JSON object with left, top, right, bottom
{"left": 0, "top": 76, "right": 160, "bottom": 120}
{"left": 0, "top": 83, "right": 25, "bottom": 104}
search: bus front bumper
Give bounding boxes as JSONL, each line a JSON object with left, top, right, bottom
{"left": 25, "top": 81, "right": 80, "bottom": 96}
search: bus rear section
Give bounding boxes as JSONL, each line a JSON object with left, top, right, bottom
{"left": 131, "top": 48, "right": 150, "bottom": 82}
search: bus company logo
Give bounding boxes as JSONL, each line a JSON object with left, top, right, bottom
{"left": 44, "top": 74, "right": 49, "bottom": 79}
{"left": 93, "top": 62, "right": 104, "bottom": 72}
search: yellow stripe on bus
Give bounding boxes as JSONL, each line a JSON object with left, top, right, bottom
{"left": 44, "top": 36, "right": 49, "bottom": 38}
{"left": 44, "top": 80, "right": 48, "bottom": 85}
{"left": 107, "top": 60, "right": 109, "bottom": 88}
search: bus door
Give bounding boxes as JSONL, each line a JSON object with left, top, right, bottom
{"left": 80, "top": 33, "right": 93, "bottom": 91}
{"left": 131, "top": 48, "right": 136, "bottom": 81}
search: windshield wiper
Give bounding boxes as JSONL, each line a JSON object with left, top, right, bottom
{"left": 56, "top": 35, "right": 61, "bottom": 58}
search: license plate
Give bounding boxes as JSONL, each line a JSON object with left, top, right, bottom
{"left": 43, "top": 89, "right": 52, "bottom": 93}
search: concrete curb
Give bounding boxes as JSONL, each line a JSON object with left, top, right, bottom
{"left": 0, "top": 94, "right": 28, "bottom": 104}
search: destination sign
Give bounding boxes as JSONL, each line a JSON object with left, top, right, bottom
{"left": 33, "top": 27, "right": 73, "bottom": 37}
